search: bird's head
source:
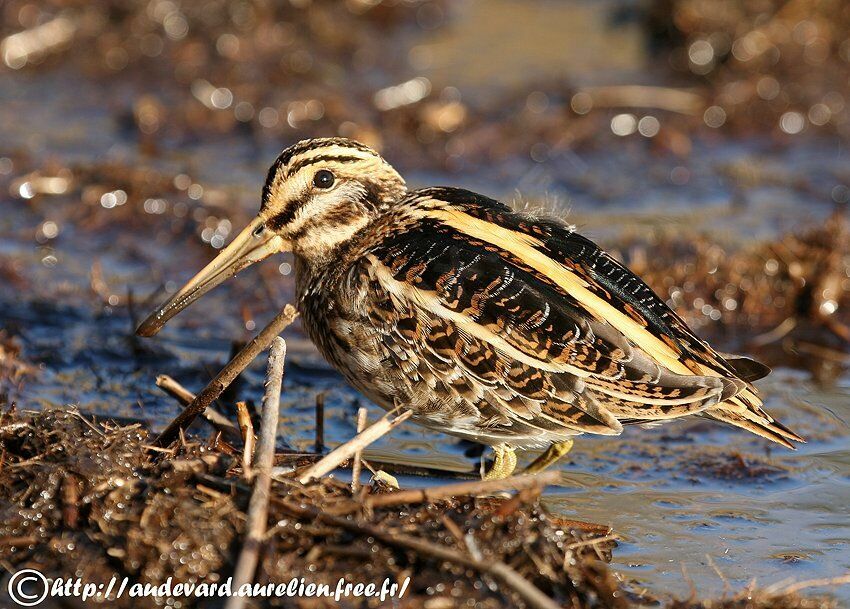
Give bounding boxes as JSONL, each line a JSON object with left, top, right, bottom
{"left": 136, "top": 137, "right": 406, "bottom": 336}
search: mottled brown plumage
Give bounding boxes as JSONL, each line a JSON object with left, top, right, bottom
{"left": 138, "top": 137, "right": 803, "bottom": 478}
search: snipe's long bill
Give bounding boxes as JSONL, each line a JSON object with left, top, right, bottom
{"left": 136, "top": 216, "right": 286, "bottom": 337}
{"left": 137, "top": 137, "right": 803, "bottom": 479}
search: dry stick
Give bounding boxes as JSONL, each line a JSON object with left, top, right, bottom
{"left": 235, "top": 402, "right": 254, "bottom": 476}
{"left": 764, "top": 573, "right": 850, "bottom": 596}
{"left": 297, "top": 409, "right": 413, "bottom": 484}
{"left": 155, "top": 375, "right": 239, "bottom": 441}
{"left": 350, "top": 406, "right": 368, "bottom": 492}
{"left": 360, "top": 471, "right": 560, "bottom": 511}
{"left": 61, "top": 475, "right": 80, "bottom": 529}
{"left": 153, "top": 304, "right": 298, "bottom": 448}
{"left": 226, "top": 337, "right": 287, "bottom": 609}
{"left": 576, "top": 85, "right": 704, "bottom": 115}
{"left": 275, "top": 498, "right": 561, "bottom": 609}
{"left": 272, "top": 454, "right": 479, "bottom": 482}
{"left": 563, "top": 533, "right": 620, "bottom": 552}
{"left": 255, "top": 339, "right": 286, "bottom": 470}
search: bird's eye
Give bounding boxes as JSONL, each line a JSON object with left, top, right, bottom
{"left": 313, "top": 170, "right": 335, "bottom": 189}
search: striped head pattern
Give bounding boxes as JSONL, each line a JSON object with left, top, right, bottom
{"left": 135, "top": 138, "right": 406, "bottom": 336}
{"left": 259, "top": 137, "right": 407, "bottom": 262}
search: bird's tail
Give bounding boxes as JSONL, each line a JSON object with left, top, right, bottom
{"left": 703, "top": 387, "right": 804, "bottom": 448}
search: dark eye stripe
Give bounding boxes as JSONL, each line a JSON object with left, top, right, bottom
{"left": 286, "top": 155, "right": 362, "bottom": 178}
{"left": 267, "top": 205, "right": 299, "bottom": 230}
{"left": 265, "top": 156, "right": 364, "bottom": 228}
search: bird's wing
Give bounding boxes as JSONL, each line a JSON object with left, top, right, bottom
{"left": 354, "top": 190, "right": 738, "bottom": 437}
{"left": 380, "top": 187, "right": 802, "bottom": 447}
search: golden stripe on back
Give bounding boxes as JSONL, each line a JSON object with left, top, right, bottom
{"left": 410, "top": 205, "right": 694, "bottom": 376}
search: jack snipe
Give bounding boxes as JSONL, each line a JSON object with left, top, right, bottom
{"left": 138, "top": 137, "right": 803, "bottom": 479}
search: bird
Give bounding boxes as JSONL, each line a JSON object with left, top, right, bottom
{"left": 137, "top": 137, "right": 804, "bottom": 479}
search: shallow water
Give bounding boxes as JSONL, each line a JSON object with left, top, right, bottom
{"left": 1, "top": 0, "right": 849, "bottom": 602}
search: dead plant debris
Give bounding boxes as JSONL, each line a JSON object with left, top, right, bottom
{"left": 0, "top": 408, "right": 622, "bottom": 608}
{"left": 618, "top": 210, "right": 850, "bottom": 367}
{"left": 648, "top": 0, "right": 850, "bottom": 138}
{"left": 0, "top": 408, "right": 842, "bottom": 608}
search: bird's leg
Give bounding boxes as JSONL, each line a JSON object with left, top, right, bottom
{"left": 524, "top": 439, "right": 574, "bottom": 474}
{"left": 483, "top": 444, "right": 517, "bottom": 480}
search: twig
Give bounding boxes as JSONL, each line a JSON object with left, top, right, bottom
{"left": 0, "top": 536, "right": 39, "bottom": 547}
{"left": 706, "top": 553, "right": 731, "bottom": 596}
{"left": 236, "top": 402, "right": 254, "bottom": 477}
{"left": 790, "top": 340, "right": 850, "bottom": 363}
{"left": 764, "top": 573, "right": 850, "bottom": 596}
{"left": 357, "top": 471, "right": 560, "bottom": 511}
{"left": 153, "top": 305, "right": 298, "bottom": 448}
{"left": 255, "top": 338, "right": 286, "bottom": 471}
{"left": 314, "top": 392, "right": 325, "bottom": 454}
{"left": 275, "top": 498, "right": 561, "bottom": 609}
{"left": 350, "top": 407, "right": 368, "bottom": 492}
{"left": 61, "top": 474, "right": 80, "bottom": 529}
{"left": 0, "top": 13, "right": 77, "bottom": 68}
{"left": 222, "top": 340, "right": 246, "bottom": 407}
{"left": 272, "top": 453, "right": 479, "bottom": 482}
{"left": 70, "top": 409, "right": 105, "bottom": 437}
{"left": 563, "top": 533, "right": 620, "bottom": 551}
{"left": 681, "top": 562, "right": 697, "bottom": 601}
{"left": 156, "top": 375, "right": 240, "bottom": 441}
{"left": 575, "top": 85, "right": 704, "bottom": 115}
{"left": 226, "top": 337, "right": 287, "bottom": 609}
{"left": 297, "top": 409, "right": 413, "bottom": 484}
{"left": 749, "top": 316, "right": 797, "bottom": 347}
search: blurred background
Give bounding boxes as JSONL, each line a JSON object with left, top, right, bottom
{"left": 1, "top": 0, "right": 849, "bottom": 602}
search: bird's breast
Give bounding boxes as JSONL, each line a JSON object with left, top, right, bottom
{"left": 296, "top": 265, "right": 399, "bottom": 407}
